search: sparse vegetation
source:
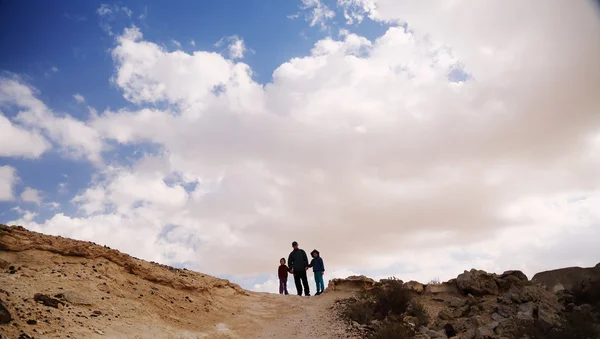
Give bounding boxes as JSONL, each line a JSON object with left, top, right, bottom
{"left": 428, "top": 277, "right": 441, "bottom": 285}
{"left": 370, "top": 321, "right": 414, "bottom": 339}
{"left": 340, "top": 277, "right": 419, "bottom": 338}
{"left": 408, "top": 301, "right": 429, "bottom": 328}
{"left": 371, "top": 277, "right": 413, "bottom": 318}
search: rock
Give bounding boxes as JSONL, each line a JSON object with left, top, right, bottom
{"left": 456, "top": 269, "right": 499, "bottom": 296}
{"left": 404, "top": 315, "right": 417, "bottom": 327}
{"left": 0, "top": 258, "right": 9, "bottom": 269}
{"left": 426, "top": 329, "right": 446, "bottom": 338}
{"left": 500, "top": 270, "right": 528, "bottom": 282}
{"left": 448, "top": 297, "right": 467, "bottom": 308}
{"left": 34, "top": 293, "right": 64, "bottom": 308}
{"left": 491, "top": 312, "right": 504, "bottom": 322}
{"left": 327, "top": 276, "right": 376, "bottom": 292}
{"left": 425, "top": 282, "right": 461, "bottom": 294}
{"left": 61, "top": 291, "right": 93, "bottom": 305}
{"left": 476, "top": 325, "right": 495, "bottom": 338}
{"left": 496, "top": 270, "right": 529, "bottom": 291}
{"left": 26, "top": 319, "right": 37, "bottom": 325}
{"left": 517, "top": 302, "right": 534, "bottom": 321}
{"left": 404, "top": 281, "right": 425, "bottom": 293}
{"left": 95, "top": 329, "right": 105, "bottom": 335}
{"left": 0, "top": 298, "right": 12, "bottom": 324}
{"left": 352, "top": 321, "right": 361, "bottom": 329}
{"left": 532, "top": 265, "right": 599, "bottom": 292}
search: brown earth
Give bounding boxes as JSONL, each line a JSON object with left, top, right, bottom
{"left": 2, "top": 224, "right": 599, "bottom": 339}
{"left": 0, "top": 225, "right": 352, "bottom": 339}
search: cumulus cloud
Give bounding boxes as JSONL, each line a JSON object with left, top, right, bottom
{"left": 0, "top": 77, "right": 104, "bottom": 163}
{"left": 9, "top": 1, "right": 600, "bottom": 286}
{"left": 0, "top": 113, "right": 50, "bottom": 158}
{"left": 21, "top": 187, "right": 42, "bottom": 204}
{"left": 0, "top": 166, "right": 17, "bottom": 201}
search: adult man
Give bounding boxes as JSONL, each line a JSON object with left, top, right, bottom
{"left": 287, "top": 241, "right": 310, "bottom": 296}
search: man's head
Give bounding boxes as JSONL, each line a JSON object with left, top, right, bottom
{"left": 292, "top": 241, "right": 298, "bottom": 249}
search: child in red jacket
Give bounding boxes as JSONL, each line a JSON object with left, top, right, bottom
{"left": 278, "top": 258, "right": 289, "bottom": 295}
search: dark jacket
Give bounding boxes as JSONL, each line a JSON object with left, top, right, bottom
{"left": 288, "top": 248, "right": 309, "bottom": 272}
{"left": 309, "top": 256, "right": 325, "bottom": 272}
{"left": 278, "top": 265, "right": 288, "bottom": 280}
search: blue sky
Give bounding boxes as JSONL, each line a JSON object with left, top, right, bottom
{"left": 1, "top": 0, "right": 599, "bottom": 292}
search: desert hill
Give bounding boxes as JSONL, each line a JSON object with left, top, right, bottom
{"left": 1, "top": 224, "right": 599, "bottom": 339}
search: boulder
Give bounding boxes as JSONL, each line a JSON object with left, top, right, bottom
{"left": 532, "top": 265, "right": 599, "bottom": 292}
{"left": 456, "top": 269, "right": 499, "bottom": 296}
{"left": 425, "top": 282, "right": 461, "bottom": 295}
{"left": 496, "top": 270, "right": 529, "bottom": 291}
{"left": 327, "top": 275, "right": 376, "bottom": 292}
{"left": 34, "top": 293, "right": 64, "bottom": 308}
{"left": 404, "top": 281, "right": 425, "bottom": 293}
{"left": 60, "top": 291, "right": 94, "bottom": 306}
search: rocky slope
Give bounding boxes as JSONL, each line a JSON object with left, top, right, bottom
{"left": 0, "top": 225, "right": 350, "bottom": 339}
{"left": 330, "top": 267, "right": 600, "bottom": 338}
{"left": 1, "top": 224, "right": 599, "bottom": 339}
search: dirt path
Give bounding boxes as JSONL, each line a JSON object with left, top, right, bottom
{"left": 253, "top": 292, "right": 352, "bottom": 338}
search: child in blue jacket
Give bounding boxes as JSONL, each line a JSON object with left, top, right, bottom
{"left": 309, "top": 249, "right": 325, "bottom": 295}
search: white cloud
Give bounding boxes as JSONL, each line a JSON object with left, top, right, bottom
{"left": 171, "top": 39, "right": 182, "bottom": 49}
{"left": 0, "top": 77, "right": 104, "bottom": 163}
{"left": 337, "top": 0, "right": 377, "bottom": 24}
{"left": 97, "top": 4, "right": 112, "bottom": 16}
{"left": 11, "top": 1, "right": 600, "bottom": 287}
{"left": 73, "top": 93, "right": 85, "bottom": 103}
{"left": 51, "top": 67, "right": 59, "bottom": 73}
{"left": 301, "top": 0, "right": 336, "bottom": 29}
{"left": 0, "top": 113, "right": 50, "bottom": 158}
{"left": 121, "top": 7, "right": 133, "bottom": 17}
{"left": 190, "top": 40, "right": 196, "bottom": 47}
{"left": 0, "top": 166, "right": 17, "bottom": 201}
{"left": 21, "top": 187, "right": 42, "bottom": 204}
{"left": 215, "top": 35, "right": 247, "bottom": 60}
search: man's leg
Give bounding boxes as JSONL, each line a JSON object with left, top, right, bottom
{"left": 301, "top": 271, "right": 310, "bottom": 296}
{"left": 294, "top": 273, "right": 303, "bottom": 296}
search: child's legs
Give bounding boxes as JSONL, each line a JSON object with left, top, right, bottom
{"left": 279, "top": 279, "right": 284, "bottom": 294}
{"left": 314, "top": 272, "right": 324, "bottom": 292}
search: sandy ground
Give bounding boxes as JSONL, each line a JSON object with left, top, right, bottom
{"left": 0, "top": 225, "right": 353, "bottom": 339}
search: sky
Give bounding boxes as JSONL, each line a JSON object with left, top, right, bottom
{"left": 1, "top": 0, "right": 599, "bottom": 293}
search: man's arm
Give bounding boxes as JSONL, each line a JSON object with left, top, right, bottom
{"left": 288, "top": 253, "right": 294, "bottom": 272}
{"left": 302, "top": 250, "right": 309, "bottom": 269}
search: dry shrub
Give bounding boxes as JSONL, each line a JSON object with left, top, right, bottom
{"left": 371, "top": 321, "right": 414, "bottom": 339}
{"left": 409, "top": 302, "right": 429, "bottom": 327}
{"left": 372, "top": 277, "right": 413, "bottom": 317}
{"left": 344, "top": 297, "right": 376, "bottom": 325}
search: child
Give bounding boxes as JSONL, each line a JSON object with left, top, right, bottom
{"left": 278, "top": 258, "right": 289, "bottom": 295}
{"left": 309, "top": 249, "right": 325, "bottom": 295}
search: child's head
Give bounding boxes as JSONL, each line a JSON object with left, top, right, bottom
{"left": 280, "top": 258, "right": 286, "bottom": 265}
{"left": 311, "top": 249, "right": 320, "bottom": 258}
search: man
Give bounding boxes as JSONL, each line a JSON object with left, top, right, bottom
{"left": 287, "top": 241, "right": 310, "bottom": 296}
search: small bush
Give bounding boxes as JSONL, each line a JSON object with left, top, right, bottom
{"left": 371, "top": 321, "right": 414, "bottom": 339}
{"left": 409, "top": 302, "right": 429, "bottom": 328}
{"left": 344, "top": 297, "right": 376, "bottom": 325}
{"left": 372, "top": 277, "right": 413, "bottom": 317}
